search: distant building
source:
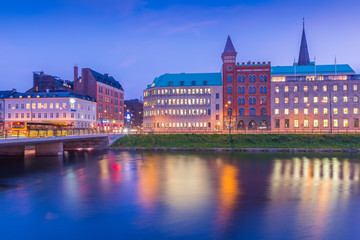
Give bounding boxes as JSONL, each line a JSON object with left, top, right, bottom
{"left": 271, "top": 21, "right": 360, "bottom": 133}
{"left": 143, "top": 73, "right": 223, "bottom": 132}
{"left": 74, "top": 66, "right": 124, "bottom": 131}
{"left": 221, "top": 36, "right": 272, "bottom": 131}
{"left": 27, "top": 71, "right": 74, "bottom": 93}
{"left": 124, "top": 99, "right": 143, "bottom": 131}
{"left": 3, "top": 92, "right": 96, "bottom": 130}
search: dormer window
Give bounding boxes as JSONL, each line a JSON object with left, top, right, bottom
{"left": 180, "top": 81, "right": 184, "bottom": 86}
{"left": 203, "top": 80, "right": 208, "bottom": 86}
{"left": 168, "top": 81, "right": 173, "bottom": 86}
{"left": 192, "top": 81, "right": 196, "bottom": 86}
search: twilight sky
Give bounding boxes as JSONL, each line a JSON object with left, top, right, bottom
{"left": 1, "top": 0, "right": 360, "bottom": 99}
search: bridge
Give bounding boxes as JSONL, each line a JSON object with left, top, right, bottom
{"left": 0, "top": 134, "right": 124, "bottom": 156}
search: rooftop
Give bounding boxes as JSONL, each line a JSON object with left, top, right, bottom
{"left": 147, "top": 73, "right": 222, "bottom": 89}
{"left": 271, "top": 64, "right": 355, "bottom": 76}
{"left": 6, "top": 92, "right": 96, "bottom": 102}
{"left": 90, "top": 69, "right": 124, "bottom": 91}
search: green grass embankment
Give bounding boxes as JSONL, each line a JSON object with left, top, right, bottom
{"left": 111, "top": 134, "right": 360, "bottom": 149}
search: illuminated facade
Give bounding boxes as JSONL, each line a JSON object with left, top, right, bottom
{"left": 3, "top": 92, "right": 96, "bottom": 129}
{"left": 222, "top": 36, "right": 271, "bottom": 131}
{"left": 271, "top": 22, "right": 360, "bottom": 133}
{"left": 143, "top": 73, "right": 223, "bottom": 132}
{"left": 74, "top": 67, "right": 124, "bottom": 131}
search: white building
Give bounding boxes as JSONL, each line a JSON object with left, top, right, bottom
{"left": 4, "top": 92, "right": 96, "bottom": 129}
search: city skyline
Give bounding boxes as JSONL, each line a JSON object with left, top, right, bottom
{"left": 1, "top": 0, "right": 360, "bottom": 99}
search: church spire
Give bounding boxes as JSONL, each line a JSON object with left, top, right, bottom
{"left": 298, "top": 18, "right": 310, "bottom": 66}
{"left": 223, "top": 35, "right": 236, "bottom": 54}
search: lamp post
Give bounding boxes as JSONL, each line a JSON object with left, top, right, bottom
{"left": 227, "top": 100, "right": 233, "bottom": 149}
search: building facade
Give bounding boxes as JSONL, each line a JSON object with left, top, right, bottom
{"left": 222, "top": 36, "right": 272, "bottom": 131}
{"left": 3, "top": 92, "right": 96, "bottom": 130}
{"left": 124, "top": 99, "right": 143, "bottom": 131}
{"left": 27, "top": 71, "right": 74, "bottom": 93}
{"left": 271, "top": 22, "right": 360, "bottom": 133}
{"left": 0, "top": 90, "right": 15, "bottom": 130}
{"left": 74, "top": 67, "right": 124, "bottom": 131}
{"left": 143, "top": 73, "right": 223, "bottom": 132}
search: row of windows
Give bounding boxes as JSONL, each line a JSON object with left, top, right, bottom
{"left": 230, "top": 107, "right": 267, "bottom": 116}
{"left": 98, "top": 95, "right": 123, "bottom": 106}
{"left": 8, "top": 112, "right": 95, "bottom": 120}
{"left": 144, "top": 98, "right": 211, "bottom": 107}
{"left": 228, "top": 75, "right": 268, "bottom": 83}
{"left": 275, "top": 107, "right": 360, "bottom": 115}
{"left": 274, "top": 118, "right": 357, "bottom": 128}
{"left": 144, "top": 122, "right": 211, "bottom": 128}
{"left": 144, "top": 88, "right": 212, "bottom": 97}
{"left": 8, "top": 103, "right": 95, "bottom": 111}
{"left": 98, "top": 86, "right": 123, "bottom": 98}
{"left": 275, "top": 83, "right": 358, "bottom": 93}
{"left": 228, "top": 96, "right": 268, "bottom": 105}
{"left": 144, "top": 108, "right": 211, "bottom": 117}
{"left": 228, "top": 86, "right": 268, "bottom": 94}
{"left": 274, "top": 96, "right": 359, "bottom": 104}
{"left": 97, "top": 113, "right": 123, "bottom": 121}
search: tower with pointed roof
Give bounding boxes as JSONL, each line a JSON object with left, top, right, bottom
{"left": 221, "top": 35, "right": 237, "bottom": 64}
{"left": 298, "top": 19, "right": 310, "bottom": 66}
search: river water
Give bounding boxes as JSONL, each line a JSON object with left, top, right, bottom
{"left": 1, "top": 150, "right": 360, "bottom": 240}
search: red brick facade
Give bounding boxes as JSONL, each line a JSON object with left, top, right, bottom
{"left": 74, "top": 67, "right": 124, "bottom": 131}
{"left": 222, "top": 37, "right": 271, "bottom": 130}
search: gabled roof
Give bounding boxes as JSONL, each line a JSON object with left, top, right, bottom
{"left": 223, "top": 35, "right": 236, "bottom": 54}
{"left": 271, "top": 64, "right": 355, "bottom": 76}
{"left": 147, "top": 73, "right": 222, "bottom": 89}
{"left": 298, "top": 20, "right": 311, "bottom": 66}
{"left": 90, "top": 69, "right": 124, "bottom": 91}
{"left": 7, "top": 92, "right": 96, "bottom": 102}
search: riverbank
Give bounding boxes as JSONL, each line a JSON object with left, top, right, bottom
{"left": 111, "top": 134, "right": 360, "bottom": 150}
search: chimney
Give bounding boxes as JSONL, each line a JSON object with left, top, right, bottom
{"left": 74, "top": 65, "right": 78, "bottom": 82}
{"left": 104, "top": 73, "right": 109, "bottom": 77}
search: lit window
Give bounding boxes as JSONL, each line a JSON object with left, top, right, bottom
{"left": 275, "top": 86, "right": 279, "bottom": 93}
{"left": 294, "top": 108, "right": 299, "bottom": 115}
{"left": 333, "top": 85, "right": 338, "bottom": 91}
{"left": 284, "top": 97, "right": 289, "bottom": 104}
{"left": 304, "top": 85, "right": 308, "bottom": 92}
{"left": 275, "top": 109, "right": 280, "bottom": 115}
{"left": 294, "top": 119, "right": 299, "bottom": 128}
{"left": 322, "top": 97, "right": 328, "bottom": 103}
{"left": 284, "top": 109, "right": 289, "bottom": 115}
{"left": 333, "top": 96, "right": 338, "bottom": 103}
{"left": 344, "top": 119, "right": 349, "bottom": 127}
{"left": 354, "top": 108, "right": 359, "bottom": 114}
{"left": 343, "top": 84, "right": 348, "bottom": 91}
{"left": 343, "top": 96, "right": 348, "bottom": 103}
{"left": 294, "top": 97, "right": 299, "bottom": 103}
{"left": 313, "top": 85, "right": 318, "bottom": 91}
{"left": 314, "top": 119, "right": 319, "bottom": 127}
{"left": 323, "top": 85, "right": 328, "bottom": 92}
{"left": 275, "top": 97, "right": 279, "bottom": 104}
{"left": 323, "top": 108, "right": 329, "bottom": 114}
{"left": 285, "top": 86, "right": 289, "bottom": 92}
{"left": 344, "top": 108, "right": 349, "bottom": 114}
{"left": 304, "top": 119, "right": 309, "bottom": 127}
{"left": 304, "top": 97, "right": 308, "bottom": 103}
{"left": 294, "top": 85, "right": 298, "bottom": 92}
{"left": 323, "top": 119, "right": 329, "bottom": 127}
{"left": 314, "top": 108, "right": 318, "bottom": 114}
{"left": 334, "top": 119, "right": 339, "bottom": 127}
{"left": 354, "top": 96, "right": 359, "bottom": 103}
{"left": 354, "top": 84, "right": 358, "bottom": 91}
{"left": 313, "top": 97, "right": 318, "bottom": 103}
{"left": 304, "top": 108, "right": 308, "bottom": 115}
{"left": 333, "top": 108, "right": 338, "bottom": 114}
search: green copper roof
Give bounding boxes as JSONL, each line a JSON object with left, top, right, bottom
{"left": 271, "top": 64, "right": 355, "bottom": 76}
{"left": 147, "top": 73, "right": 222, "bottom": 89}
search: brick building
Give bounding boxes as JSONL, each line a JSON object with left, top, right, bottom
{"left": 124, "top": 99, "right": 143, "bottom": 131}
{"left": 222, "top": 36, "right": 271, "bottom": 131}
{"left": 74, "top": 67, "right": 124, "bottom": 131}
{"left": 27, "top": 71, "right": 74, "bottom": 93}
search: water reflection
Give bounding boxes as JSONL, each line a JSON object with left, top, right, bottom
{"left": 1, "top": 151, "right": 360, "bottom": 239}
